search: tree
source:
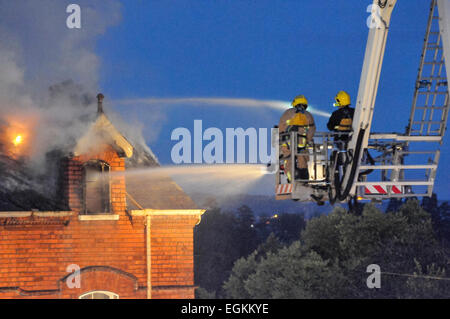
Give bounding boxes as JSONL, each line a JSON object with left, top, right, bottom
{"left": 194, "top": 205, "right": 261, "bottom": 298}
{"left": 224, "top": 200, "right": 450, "bottom": 298}
{"left": 271, "top": 213, "right": 306, "bottom": 244}
{"left": 194, "top": 207, "right": 241, "bottom": 296}
{"left": 422, "top": 194, "right": 450, "bottom": 247}
{"left": 437, "top": 201, "right": 450, "bottom": 246}
{"left": 235, "top": 205, "right": 258, "bottom": 258}
{"left": 386, "top": 198, "right": 404, "bottom": 213}
{"left": 224, "top": 241, "right": 344, "bottom": 299}
{"left": 254, "top": 233, "right": 283, "bottom": 259}
{"left": 405, "top": 259, "right": 448, "bottom": 299}
{"left": 222, "top": 251, "right": 259, "bottom": 299}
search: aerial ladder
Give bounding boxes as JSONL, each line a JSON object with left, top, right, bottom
{"left": 274, "top": 0, "right": 450, "bottom": 204}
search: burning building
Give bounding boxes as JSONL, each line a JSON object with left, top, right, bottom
{"left": 0, "top": 93, "right": 204, "bottom": 299}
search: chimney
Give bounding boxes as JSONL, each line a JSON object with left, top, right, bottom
{"left": 97, "top": 93, "right": 104, "bottom": 114}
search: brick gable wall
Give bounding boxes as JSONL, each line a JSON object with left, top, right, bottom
{"left": 0, "top": 143, "right": 202, "bottom": 299}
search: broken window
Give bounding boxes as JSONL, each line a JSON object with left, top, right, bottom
{"left": 83, "top": 160, "right": 110, "bottom": 214}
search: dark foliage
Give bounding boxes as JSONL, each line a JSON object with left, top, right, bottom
{"left": 194, "top": 205, "right": 306, "bottom": 298}
{"left": 223, "top": 199, "right": 450, "bottom": 299}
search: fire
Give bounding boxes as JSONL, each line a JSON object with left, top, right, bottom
{"left": 0, "top": 116, "right": 36, "bottom": 157}
{"left": 13, "top": 135, "right": 23, "bottom": 146}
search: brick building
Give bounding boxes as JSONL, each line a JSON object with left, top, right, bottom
{"left": 0, "top": 94, "right": 204, "bottom": 299}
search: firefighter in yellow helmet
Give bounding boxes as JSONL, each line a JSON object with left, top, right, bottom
{"left": 327, "top": 91, "right": 354, "bottom": 147}
{"left": 278, "top": 94, "right": 316, "bottom": 182}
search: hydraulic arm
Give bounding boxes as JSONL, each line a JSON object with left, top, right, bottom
{"left": 339, "top": 0, "right": 397, "bottom": 200}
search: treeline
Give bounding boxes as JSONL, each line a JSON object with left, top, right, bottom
{"left": 194, "top": 205, "right": 306, "bottom": 298}
{"left": 194, "top": 195, "right": 450, "bottom": 298}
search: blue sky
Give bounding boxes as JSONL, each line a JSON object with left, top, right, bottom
{"left": 96, "top": 0, "right": 449, "bottom": 199}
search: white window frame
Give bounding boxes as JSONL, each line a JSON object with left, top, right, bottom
{"left": 79, "top": 290, "right": 119, "bottom": 299}
{"left": 83, "top": 160, "right": 111, "bottom": 215}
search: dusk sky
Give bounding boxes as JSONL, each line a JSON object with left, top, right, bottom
{"left": 3, "top": 1, "right": 447, "bottom": 198}
{"left": 93, "top": 0, "right": 449, "bottom": 198}
{"left": 2, "top": 1, "right": 449, "bottom": 302}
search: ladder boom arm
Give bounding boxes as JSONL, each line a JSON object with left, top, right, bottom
{"left": 340, "top": 0, "right": 397, "bottom": 199}
{"left": 438, "top": 0, "right": 450, "bottom": 92}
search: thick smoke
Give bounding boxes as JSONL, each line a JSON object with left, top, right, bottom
{"left": 0, "top": 0, "right": 121, "bottom": 94}
{"left": 0, "top": 0, "right": 123, "bottom": 167}
{"left": 0, "top": 0, "right": 164, "bottom": 204}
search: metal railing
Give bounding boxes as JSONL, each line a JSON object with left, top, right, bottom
{"left": 277, "top": 131, "right": 350, "bottom": 184}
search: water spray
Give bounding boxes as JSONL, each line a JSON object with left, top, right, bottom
{"left": 115, "top": 97, "right": 331, "bottom": 118}
{"left": 111, "top": 164, "right": 273, "bottom": 198}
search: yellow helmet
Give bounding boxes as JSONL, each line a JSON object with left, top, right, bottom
{"left": 334, "top": 91, "right": 351, "bottom": 107}
{"left": 291, "top": 95, "right": 308, "bottom": 107}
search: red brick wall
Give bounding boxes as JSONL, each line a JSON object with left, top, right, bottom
{"left": 0, "top": 214, "right": 147, "bottom": 298}
{"left": 59, "top": 266, "right": 147, "bottom": 299}
{"left": 152, "top": 287, "right": 195, "bottom": 299}
{"left": 151, "top": 216, "right": 198, "bottom": 287}
{"left": 64, "top": 146, "right": 126, "bottom": 214}
{"left": 0, "top": 144, "right": 200, "bottom": 299}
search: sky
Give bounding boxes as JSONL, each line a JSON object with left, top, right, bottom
{"left": 1, "top": 1, "right": 447, "bottom": 199}
{"left": 95, "top": 0, "right": 449, "bottom": 198}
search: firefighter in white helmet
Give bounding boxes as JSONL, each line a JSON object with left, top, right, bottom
{"left": 278, "top": 94, "right": 316, "bottom": 182}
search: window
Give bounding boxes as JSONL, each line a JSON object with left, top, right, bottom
{"left": 83, "top": 160, "right": 110, "bottom": 214}
{"left": 79, "top": 291, "right": 119, "bottom": 299}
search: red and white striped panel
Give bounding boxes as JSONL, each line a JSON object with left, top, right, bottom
{"left": 276, "top": 184, "right": 293, "bottom": 195}
{"left": 364, "top": 185, "right": 403, "bottom": 195}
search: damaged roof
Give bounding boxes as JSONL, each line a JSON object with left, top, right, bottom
{"left": 0, "top": 93, "right": 197, "bottom": 212}
{"left": 74, "top": 112, "right": 134, "bottom": 158}
{"left": 124, "top": 151, "right": 198, "bottom": 210}
{"left": 123, "top": 131, "right": 197, "bottom": 210}
{"left": 83, "top": 94, "right": 197, "bottom": 210}
{"left": 126, "top": 173, "right": 197, "bottom": 210}
{"left": 0, "top": 153, "right": 67, "bottom": 211}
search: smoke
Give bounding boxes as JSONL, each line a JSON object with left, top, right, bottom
{"left": 115, "top": 97, "right": 332, "bottom": 118}
{"left": 106, "top": 109, "right": 159, "bottom": 161}
{"left": 0, "top": 0, "right": 123, "bottom": 168}
{"left": 0, "top": 0, "right": 121, "bottom": 95}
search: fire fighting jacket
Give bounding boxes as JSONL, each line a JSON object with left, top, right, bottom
{"left": 327, "top": 106, "right": 355, "bottom": 132}
{"left": 279, "top": 108, "right": 316, "bottom": 148}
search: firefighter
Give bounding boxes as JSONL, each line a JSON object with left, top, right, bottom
{"left": 278, "top": 94, "right": 316, "bottom": 182}
{"left": 327, "top": 90, "right": 355, "bottom": 148}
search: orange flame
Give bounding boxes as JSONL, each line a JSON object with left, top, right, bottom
{"left": 13, "top": 134, "right": 23, "bottom": 146}
{"left": 1, "top": 116, "right": 36, "bottom": 157}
